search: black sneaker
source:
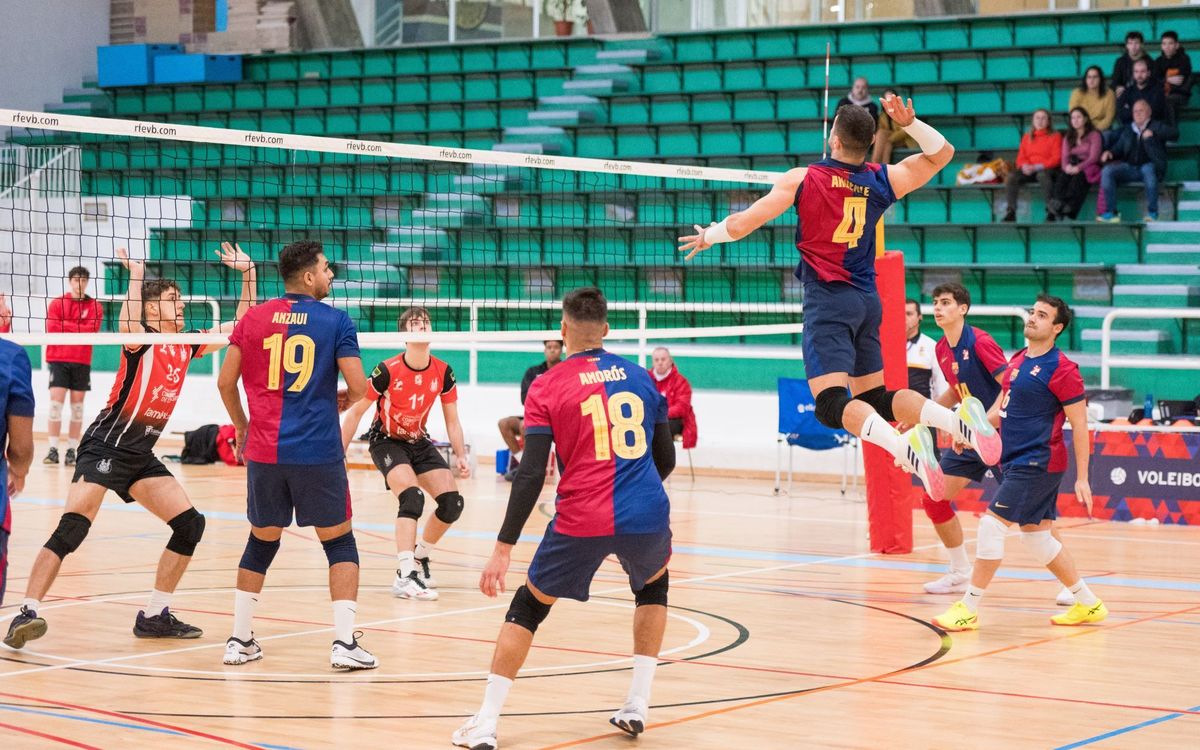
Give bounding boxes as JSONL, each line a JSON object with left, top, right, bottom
{"left": 43, "top": 447, "right": 59, "bottom": 465}
{"left": 134, "top": 608, "right": 203, "bottom": 639}
{"left": 3, "top": 606, "right": 47, "bottom": 649}
{"left": 64, "top": 447, "right": 77, "bottom": 467}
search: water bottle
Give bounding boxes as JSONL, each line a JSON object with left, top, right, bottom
{"left": 1143, "top": 393, "right": 1154, "bottom": 422}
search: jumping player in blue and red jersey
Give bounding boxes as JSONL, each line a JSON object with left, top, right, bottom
{"left": 453, "top": 288, "right": 677, "bottom": 750}
{"left": 934, "top": 294, "right": 1107, "bottom": 632}
{"left": 217, "top": 240, "right": 377, "bottom": 670}
{"left": 678, "top": 95, "right": 1000, "bottom": 502}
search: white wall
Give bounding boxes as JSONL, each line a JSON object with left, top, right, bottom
{"left": 0, "top": 0, "right": 110, "bottom": 114}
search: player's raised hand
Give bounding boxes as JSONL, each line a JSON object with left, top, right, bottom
{"left": 216, "top": 241, "right": 255, "bottom": 272}
{"left": 1075, "top": 478, "right": 1094, "bottom": 519}
{"left": 880, "top": 94, "right": 916, "bottom": 127}
{"left": 678, "top": 223, "right": 714, "bottom": 261}
{"left": 116, "top": 247, "right": 144, "bottom": 277}
{"left": 479, "top": 544, "right": 512, "bottom": 598}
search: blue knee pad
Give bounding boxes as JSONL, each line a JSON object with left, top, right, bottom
{"left": 321, "top": 532, "right": 359, "bottom": 566}
{"left": 239, "top": 533, "right": 281, "bottom": 574}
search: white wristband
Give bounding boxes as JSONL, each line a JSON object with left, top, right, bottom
{"left": 703, "top": 218, "right": 734, "bottom": 245}
{"left": 902, "top": 117, "right": 947, "bottom": 156}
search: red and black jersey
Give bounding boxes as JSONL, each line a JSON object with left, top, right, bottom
{"left": 364, "top": 352, "right": 457, "bottom": 442}
{"left": 84, "top": 339, "right": 201, "bottom": 453}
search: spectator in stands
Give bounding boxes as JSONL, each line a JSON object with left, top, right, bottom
{"left": 872, "top": 87, "right": 916, "bottom": 164}
{"left": 1154, "top": 30, "right": 1193, "bottom": 122}
{"left": 1047, "top": 108, "right": 1103, "bottom": 222}
{"left": 1002, "top": 109, "right": 1062, "bottom": 223}
{"left": 1116, "top": 58, "right": 1168, "bottom": 125}
{"left": 1069, "top": 66, "right": 1117, "bottom": 131}
{"left": 1098, "top": 99, "right": 1179, "bottom": 223}
{"left": 837, "top": 77, "right": 879, "bottom": 123}
{"left": 1111, "top": 30, "right": 1151, "bottom": 98}
{"left": 42, "top": 267, "right": 103, "bottom": 468}
{"left": 0, "top": 293, "right": 11, "bottom": 333}
{"left": 496, "top": 339, "right": 562, "bottom": 481}
{"left": 649, "top": 347, "right": 696, "bottom": 449}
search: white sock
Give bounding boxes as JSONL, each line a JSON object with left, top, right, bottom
{"left": 22, "top": 598, "right": 41, "bottom": 615}
{"left": 480, "top": 674, "right": 513, "bottom": 720}
{"left": 859, "top": 413, "right": 903, "bottom": 460}
{"left": 962, "top": 584, "right": 986, "bottom": 613}
{"left": 1068, "top": 580, "right": 1098, "bottom": 606}
{"left": 232, "top": 589, "right": 259, "bottom": 641}
{"left": 920, "top": 400, "right": 963, "bottom": 436}
{"left": 397, "top": 551, "right": 415, "bottom": 577}
{"left": 68, "top": 437, "right": 79, "bottom": 450}
{"left": 147, "top": 588, "right": 172, "bottom": 614}
{"left": 947, "top": 545, "right": 970, "bottom": 573}
{"left": 332, "top": 600, "right": 357, "bottom": 644}
{"left": 627, "top": 654, "right": 658, "bottom": 704}
{"left": 414, "top": 539, "right": 435, "bottom": 560}
{"left": 48, "top": 436, "right": 59, "bottom": 450}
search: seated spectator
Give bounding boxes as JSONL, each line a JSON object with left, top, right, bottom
{"left": 1047, "top": 107, "right": 1103, "bottom": 221}
{"left": 1154, "top": 30, "right": 1193, "bottom": 121}
{"left": 836, "top": 77, "right": 879, "bottom": 122}
{"left": 649, "top": 347, "right": 696, "bottom": 449}
{"left": 1068, "top": 65, "right": 1117, "bottom": 130}
{"left": 1111, "top": 30, "right": 1151, "bottom": 98}
{"left": 1098, "top": 99, "right": 1179, "bottom": 223}
{"left": 1002, "top": 109, "right": 1062, "bottom": 222}
{"left": 872, "top": 87, "right": 916, "bottom": 164}
{"left": 1116, "top": 58, "right": 1168, "bottom": 125}
{"left": 496, "top": 339, "right": 562, "bottom": 480}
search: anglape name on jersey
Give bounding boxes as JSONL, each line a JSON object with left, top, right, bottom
{"left": 578, "top": 366, "right": 628, "bottom": 386}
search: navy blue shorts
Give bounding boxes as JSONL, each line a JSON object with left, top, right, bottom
{"left": 246, "top": 460, "right": 351, "bottom": 529}
{"left": 941, "top": 448, "right": 1001, "bottom": 484}
{"left": 527, "top": 520, "right": 672, "bottom": 602}
{"left": 988, "top": 464, "right": 1063, "bottom": 526}
{"left": 802, "top": 282, "right": 884, "bottom": 378}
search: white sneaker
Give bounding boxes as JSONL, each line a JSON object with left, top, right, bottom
{"left": 452, "top": 713, "right": 498, "bottom": 750}
{"left": 897, "top": 425, "right": 945, "bottom": 502}
{"left": 331, "top": 632, "right": 378, "bottom": 670}
{"left": 393, "top": 570, "right": 439, "bottom": 600}
{"left": 956, "top": 396, "right": 1002, "bottom": 466}
{"left": 924, "top": 569, "right": 972, "bottom": 595}
{"left": 415, "top": 555, "right": 438, "bottom": 589}
{"left": 223, "top": 635, "right": 263, "bottom": 665}
{"left": 1056, "top": 586, "right": 1075, "bottom": 607}
{"left": 609, "top": 697, "right": 648, "bottom": 737}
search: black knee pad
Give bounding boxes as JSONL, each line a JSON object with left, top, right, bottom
{"left": 815, "top": 387, "right": 852, "bottom": 429}
{"left": 634, "top": 570, "right": 669, "bottom": 607}
{"left": 504, "top": 584, "right": 552, "bottom": 634}
{"left": 321, "top": 532, "right": 359, "bottom": 566}
{"left": 434, "top": 491, "right": 464, "bottom": 524}
{"left": 853, "top": 386, "right": 897, "bottom": 422}
{"left": 397, "top": 486, "right": 425, "bottom": 521}
{"left": 44, "top": 512, "right": 92, "bottom": 559}
{"left": 239, "top": 533, "right": 281, "bottom": 574}
{"left": 166, "top": 508, "right": 206, "bottom": 556}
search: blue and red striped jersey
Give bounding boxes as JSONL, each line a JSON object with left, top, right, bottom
{"left": 998, "top": 347, "right": 1086, "bottom": 472}
{"left": 936, "top": 325, "right": 1008, "bottom": 407}
{"left": 523, "top": 348, "right": 670, "bottom": 537}
{"left": 229, "top": 294, "right": 360, "bottom": 464}
{"left": 794, "top": 157, "right": 897, "bottom": 291}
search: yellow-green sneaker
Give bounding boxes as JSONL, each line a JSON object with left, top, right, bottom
{"left": 932, "top": 600, "right": 979, "bottom": 631}
{"left": 1050, "top": 599, "right": 1108, "bottom": 626}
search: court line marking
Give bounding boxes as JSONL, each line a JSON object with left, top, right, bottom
{"left": 0, "top": 719, "right": 101, "bottom": 749}
{"left": 1053, "top": 703, "right": 1200, "bottom": 749}
{"left": 0, "top": 703, "right": 185, "bottom": 736}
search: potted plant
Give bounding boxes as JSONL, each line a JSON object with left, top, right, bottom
{"left": 547, "top": 0, "right": 586, "bottom": 37}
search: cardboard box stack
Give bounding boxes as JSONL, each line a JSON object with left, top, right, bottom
{"left": 109, "top": 0, "right": 217, "bottom": 48}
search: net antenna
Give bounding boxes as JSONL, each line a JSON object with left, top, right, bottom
{"left": 821, "top": 42, "right": 831, "bottom": 159}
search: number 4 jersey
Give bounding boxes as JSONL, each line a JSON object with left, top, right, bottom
{"left": 523, "top": 348, "right": 670, "bottom": 537}
{"left": 229, "top": 293, "right": 360, "bottom": 464}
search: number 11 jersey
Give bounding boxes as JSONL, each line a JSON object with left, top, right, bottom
{"left": 523, "top": 348, "right": 669, "bottom": 538}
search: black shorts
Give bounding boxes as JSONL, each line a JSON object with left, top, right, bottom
{"left": 369, "top": 437, "right": 450, "bottom": 487}
{"left": 48, "top": 362, "right": 91, "bottom": 391}
{"left": 668, "top": 418, "right": 684, "bottom": 437}
{"left": 72, "top": 440, "right": 174, "bottom": 503}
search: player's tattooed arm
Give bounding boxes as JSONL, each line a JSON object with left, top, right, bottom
{"left": 677, "top": 167, "right": 806, "bottom": 260}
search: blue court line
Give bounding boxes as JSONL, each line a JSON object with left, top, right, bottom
{"left": 14, "top": 497, "right": 1200, "bottom": 593}
{"left": 1054, "top": 703, "right": 1200, "bottom": 749}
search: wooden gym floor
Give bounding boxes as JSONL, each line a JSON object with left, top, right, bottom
{"left": 2, "top": 447, "right": 1198, "bottom": 749}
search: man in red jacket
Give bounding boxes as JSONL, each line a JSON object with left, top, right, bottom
{"left": 649, "top": 347, "right": 697, "bottom": 449}
{"left": 43, "top": 267, "right": 103, "bottom": 467}
{"left": 1001, "top": 109, "right": 1063, "bottom": 223}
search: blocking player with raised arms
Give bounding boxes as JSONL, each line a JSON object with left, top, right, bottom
{"left": 340, "top": 306, "right": 470, "bottom": 602}
{"left": 678, "top": 96, "right": 1000, "bottom": 501}
{"left": 453, "top": 288, "right": 676, "bottom": 750}
{"left": 933, "top": 295, "right": 1106, "bottom": 631}
{"left": 5, "top": 243, "right": 256, "bottom": 649}
{"left": 218, "top": 240, "right": 378, "bottom": 669}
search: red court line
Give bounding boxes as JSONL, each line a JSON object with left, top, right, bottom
{"left": 0, "top": 720, "right": 101, "bottom": 749}
{"left": 878, "top": 678, "right": 1200, "bottom": 718}
{"left": 0, "top": 691, "right": 261, "bottom": 749}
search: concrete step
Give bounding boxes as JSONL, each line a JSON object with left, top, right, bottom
{"left": 595, "top": 48, "right": 660, "bottom": 64}
{"left": 492, "top": 141, "right": 562, "bottom": 154}
{"left": 502, "top": 125, "right": 569, "bottom": 145}
{"left": 454, "top": 174, "right": 522, "bottom": 193}
{"left": 384, "top": 227, "right": 452, "bottom": 248}
{"left": 1115, "top": 263, "right": 1200, "bottom": 285}
{"left": 573, "top": 63, "right": 636, "bottom": 79}
{"left": 1111, "top": 283, "right": 1200, "bottom": 307}
{"left": 1144, "top": 221, "right": 1200, "bottom": 244}
{"left": 423, "top": 192, "right": 489, "bottom": 212}
{"left": 1081, "top": 328, "right": 1173, "bottom": 355}
{"left": 1144, "top": 243, "right": 1200, "bottom": 264}
{"left": 538, "top": 94, "right": 604, "bottom": 111}
{"left": 410, "top": 208, "right": 487, "bottom": 227}
{"left": 562, "top": 78, "right": 627, "bottom": 95}
{"left": 527, "top": 109, "right": 597, "bottom": 126}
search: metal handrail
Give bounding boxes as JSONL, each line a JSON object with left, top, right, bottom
{"left": 1100, "top": 308, "right": 1200, "bottom": 389}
